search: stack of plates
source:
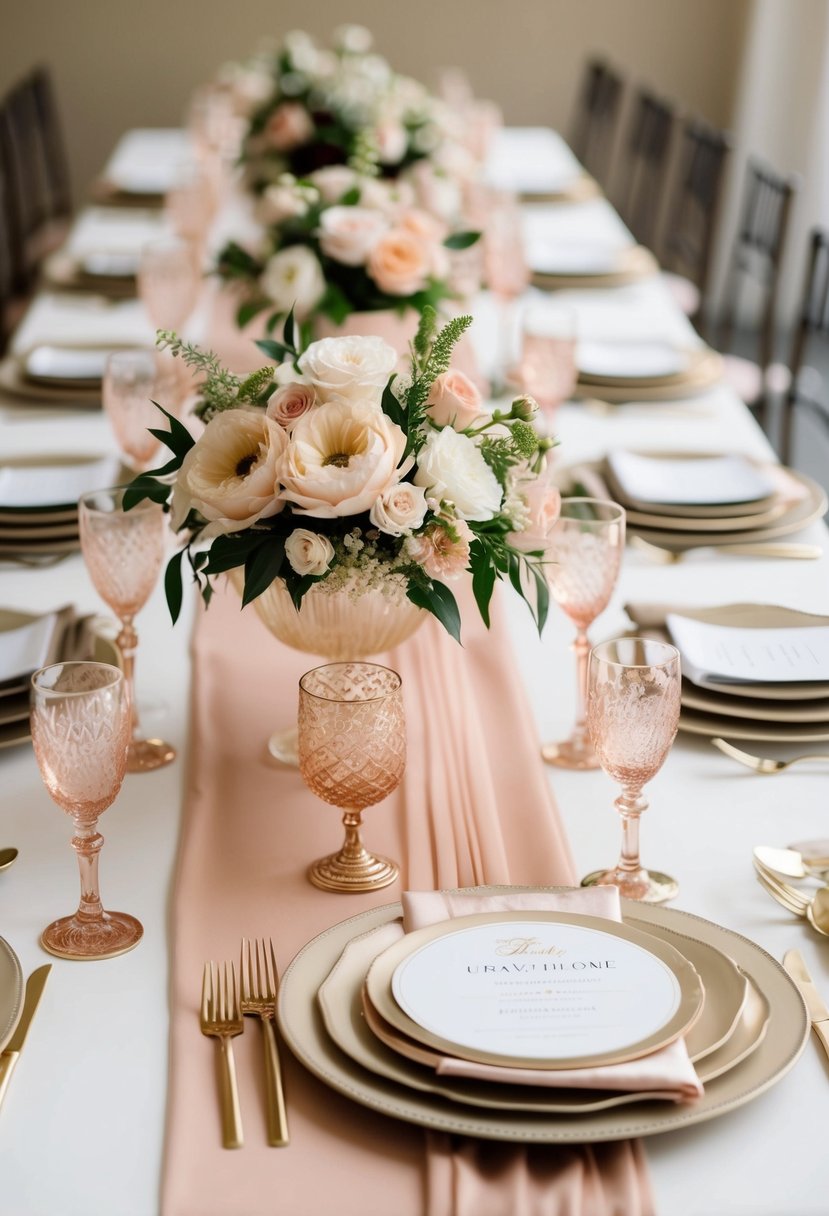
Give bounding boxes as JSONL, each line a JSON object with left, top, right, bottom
{"left": 90, "top": 127, "right": 192, "bottom": 208}
{"left": 567, "top": 451, "right": 827, "bottom": 551}
{"left": 278, "top": 892, "right": 807, "bottom": 1142}
{"left": 0, "top": 453, "right": 124, "bottom": 558}
{"left": 486, "top": 129, "right": 598, "bottom": 203}
{"left": 626, "top": 602, "right": 829, "bottom": 745}
{"left": 41, "top": 207, "right": 168, "bottom": 297}
{"left": 0, "top": 607, "right": 122, "bottom": 751}
{"left": 574, "top": 341, "right": 722, "bottom": 402}
{"left": 530, "top": 244, "right": 658, "bottom": 291}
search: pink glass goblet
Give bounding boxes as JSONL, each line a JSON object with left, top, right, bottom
{"left": 518, "top": 302, "right": 578, "bottom": 422}
{"left": 583, "top": 637, "right": 681, "bottom": 904}
{"left": 483, "top": 193, "right": 530, "bottom": 390}
{"left": 542, "top": 498, "right": 626, "bottom": 770}
{"left": 103, "top": 348, "right": 185, "bottom": 472}
{"left": 138, "top": 236, "right": 200, "bottom": 332}
{"left": 298, "top": 662, "right": 405, "bottom": 893}
{"left": 30, "top": 661, "right": 142, "bottom": 959}
{"left": 79, "top": 488, "right": 175, "bottom": 773}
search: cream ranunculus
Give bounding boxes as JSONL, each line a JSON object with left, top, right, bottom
{"left": 171, "top": 409, "right": 287, "bottom": 535}
{"left": 279, "top": 400, "right": 407, "bottom": 518}
{"left": 369, "top": 482, "right": 428, "bottom": 536}
{"left": 317, "top": 205, "right": 389, "bottom": 266}
{"left": 285, "top": 528, "right": 335, "bottom": 576}
{"left": 297, "top": 335, "right": 397, "bottom": 406}
{"left": 260, "top": 246, "right": 325, "bottom": 319}
{"left": 425, "top": 369, "right": 483, "bottom": 430}
{"left": 414, "top": 426, "right": 502, "bottom": 521}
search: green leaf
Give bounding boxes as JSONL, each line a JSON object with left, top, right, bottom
{"left": 443, "top": 230, "right": 481, "bottom": 250}
{"left": 242, "top": 536, "right": 286, "bottom": 606}
{"left": 148, "top": 403, "right": 195, "bottom": 460}
{"left": 255, "top": 338, "right": 291, "bottom": 362}
{"left": 380, "top": 378, "right": 406, "bottom": 431}
{"left": 339, "top": 186, "right": 361, "bottom": 206}
{"left": 237, "top": 298, "right": 269, "bottom": 328}
{"left": 283, "top": 305, "right": 296, "bottom": 352}
{"left": 406, "top": 578, "right": 462, "bottom": 644}
{"left": 470, "top": 546, "right": 497, "bottom": 628}
{"left": 530, "top": 563, "right": 550, "bottom": 636}
{"left": 164, "top": 549, "right": 185, "bottom": 624}
{"left": 122, "top": 477, "right": 171, "bottom": 510}
{"left": 289, "top": 573, "right": 316, "bottom": 610}
{"left": 202, "top": 531, "right": 267, "bottom": 575}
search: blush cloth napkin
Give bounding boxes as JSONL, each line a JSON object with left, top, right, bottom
{"left": 399, "top": 888, "right": 702, "bottom": 1101}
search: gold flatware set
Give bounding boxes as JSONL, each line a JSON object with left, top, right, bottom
{"left": 753, "top": 848, "right": 829, "bottom": 936}
{"left": 200, "top": 938, "right": 288, "bottom": 1149}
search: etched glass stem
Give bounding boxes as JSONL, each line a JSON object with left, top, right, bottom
{"left": 71, "top": 823, "right": 105, "bottom": 923}
{"left": 116, "top": 618, "right": 141, "bottom": 738}
{"left": 615, "top": 787, "right": 648, "bottom": 876}
{"left": 572, "top": 628, "right": 591, "bottom": 751}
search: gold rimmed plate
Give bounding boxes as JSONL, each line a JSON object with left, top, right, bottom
{"left": 366, "top": 912, "right": 704, "bottom": 1071}
{"left": 278, "top": 890, "right": 807, "bottom": 1142}
{"left": 575, "top": 348, "right": 722, "bottom": 402}
{"left": 0, "top": 938, "right": 24, "bottom": 1051}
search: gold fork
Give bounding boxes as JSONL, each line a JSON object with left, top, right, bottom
{"left": 200, "top": 961, "right": 244, "bottom": 1149}
{"left": 240, "top": 938, "right": 289, "bottom": 1147}
{"left": 753, "top": 859, "right": 829, "bottom": 936}
{"left": 713, "top": 737, "right": 829, "bottom": 774}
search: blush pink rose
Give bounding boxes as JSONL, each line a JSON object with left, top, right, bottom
{"left": 264, "top": 102, "right": 314, "bottom": 151}
{"left": 399, "top": 208, "right": 448, "bottom": 245}
{"left": 317, "top": 206, "right": 389, "bottom": 266}
{"left": 425, "top": 370, "right": 482, "bottom": 430}
{"left": 367, "top": 228, "right": 432, "bottom": 296}
{"left": 266, "top": 382, "right": 317, "bottom": 430}
{"left": 405, "top": 518, "right": 473, "bottom": 581}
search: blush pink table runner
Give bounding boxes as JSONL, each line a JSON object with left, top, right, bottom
{"left": 161, "top": 580, "right": 654, "bottom": 1215}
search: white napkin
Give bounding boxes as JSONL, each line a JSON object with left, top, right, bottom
{"left": 102, "top": 128, "right": 193, "bottom": 193}
{"left": 0, "top": 613, "right": 59, "bottom": 683}
{"left": 0, "top": 456, "right": 123, "bottom": 508}
{"left": 67, "top": 207, "right": 171, "bottom": 274}
{"left": 485, "top": 127, "right": 582, "bottom": 194}
{"left": 11, "top": 293, "right": 154, "bottom": 356}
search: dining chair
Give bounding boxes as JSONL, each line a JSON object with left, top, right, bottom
{"left": 613, "top": 88, "right": 678, "bottom": 250}
{"left": 659, "top": 118, "right": 731, "bottom": 339}
{"left": 0, "top": 79, "right": 42, "bottom": 294}
{"left": 779, "top": 228, "right": 829, "bottom": 465}
{"left": 0, "top": 138, "right": 20, "bottom": 354}
{"left": 714, "top": 158, "right": 799, "bottom": 430}
{"left": 568, "top": 58, "right": 625, "bottom": 190}
{"left": 30, "top": 66, "right": 72, "bottom": 224}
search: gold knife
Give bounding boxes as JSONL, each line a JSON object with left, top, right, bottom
{"left": 0, "top": 964, "right": 51, "bottom": 1111}
{"left": 783, "top": 950, "right": 829, "bottom": 1063}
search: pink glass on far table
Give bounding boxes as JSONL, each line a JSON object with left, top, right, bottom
{"left": 518, "top": 300, "right": 578, "bottom": 422}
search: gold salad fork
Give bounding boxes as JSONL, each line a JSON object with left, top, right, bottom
{"left": 713, "top": 737, "right": 829, "bottom": 774}
{"left": 200, "top": 961, "right": 244, "bottom": 1149}
{"left": 753, "top": 858, "right": 829, "bottom": 936}
{"left": 240, "top": 938, "right": 289, "bottom": 1146}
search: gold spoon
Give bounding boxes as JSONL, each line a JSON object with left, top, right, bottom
{"left": 0, "top": 848, "right": 18, "bottom": 872}
{"left": 754, "top": 845, "right": 829, "bottom": 882}
{"left": 713, "top": 737, "right": 829, "bottom": 774}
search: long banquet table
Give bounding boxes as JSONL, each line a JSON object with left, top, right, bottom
{"left": 1, "top": 127, "right": 829, "bottom": 1216}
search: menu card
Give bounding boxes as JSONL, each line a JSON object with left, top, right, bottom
{"left": 607, "top": 451, "right": 775, "bottom": 506}
{"left": 666, "top": 613, "right": 829, "bottom": 685}
{"left": 391, "top": 919, "right": 683, "bottom": 1062}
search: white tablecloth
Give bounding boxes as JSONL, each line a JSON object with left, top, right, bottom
{"left": 1, "top": 130, "right": 828, "bottom": 1216}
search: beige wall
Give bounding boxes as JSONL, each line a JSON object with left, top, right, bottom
{"left": 1, "top": 0, "right": 751, "bottom": 201}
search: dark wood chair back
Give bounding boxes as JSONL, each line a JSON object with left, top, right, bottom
{"left": 780, "top": 227, "right": 829, "bottom": 464}
{"left": 0, "top": 115, "right": 21, "bottom": 353}
{"left": 569, "top": 59, "right": 624, "bottom": 188}
{"left": 30, "top": 66, "right": 72, "bottom": 220}
{"left": 660, "top": 118, "right": 731, "bottom": 335}
{"left": 615, "top": 89, "right": 677, "bottom": 248}
{"left": 716, "top": 159, "right": 798, "bottom": 404}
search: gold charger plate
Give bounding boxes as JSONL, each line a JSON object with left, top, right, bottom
{"left": 0, "top": 937, "right": 24, "bottom": 1053}
{"left": 678, "top": 707, "right": 829, "bottom": 744}
{"left": 366, "top": 912, "right": 704, "bottom": 1070}
{"left": 519, "top": 172, "right": 601, "bottom": 205}
{"left": 625, "top": 603, "right": 829, "bottom": 701}
{"left": 574, "top": 349, "right": 723, "bottom": 403}
{"left": 316, "top": 919, "right": 756, "bottom": 1116}
{"left": 532, "top": 244, "right": 658, "bottom": 291}
{"left": 681, "top": 683, "right": 829, "bottom": 724}
{"left": 277, "top": 888, "right": 808, "bottom": 1143}
{"left": 0, "top": 356, "right": 100, "bottom": 406}
{"left": 41, "top": 251, "right": 137, "bottom": 298}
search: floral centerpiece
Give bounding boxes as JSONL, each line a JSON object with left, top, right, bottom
{"left": 217, "top": 171, "right": 479, "bottom": 338}
{"left": 125, "top": 308, "right": 559, "bottom": 643}
{"left": 227, "top": 27, "right": 449, "bottom": 191}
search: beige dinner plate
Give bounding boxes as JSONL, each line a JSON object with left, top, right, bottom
{"left": 572, "top": 456, "right": 780, "bottom": 520}
{"left": 316, "top": 917, "right": 752, "bottom": 1116}
{"left": 579, "top": 345, "right": 700, "bottom": 389}
{"left": 0, "top": 536, "right": 81, "bottom": 557}
{"left": 366, "top": 912, "right": 704, "bottom": 1071}
{"left": 278, "top": 888, "right": 808, "bottom": 1143}
{"left": 0, "top": 937, "right": 24, "bottom": 1052}
{"left": 0, "top": 355, "right": 101, "bottom": 404}
{"left": 0, "top": 452, "right": 126, "bottom": 515}
{"left": 623, "top": 499, "right": 792, "bottom": 533}
{"left": 679, "top": 707, "right": 829, "bottom": 744}
{"left": 532, "top": 244, "right": 657, "bottom": 291}
{"left": 681, "top": 682, "right": 829, "bottom": 724}
{"left": 575, "top": 349, "right": 723, "bottom": 402}
{"left": 0, "top": 521, "right": 80, "bottom": 540}
{"left": 626, "top": 604, "right": 829, "bottom": 701}
{"left": 41, "top": 251, "right": 137, "bottom": 299}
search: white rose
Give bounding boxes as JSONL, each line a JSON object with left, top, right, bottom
{"left": 369, "top": 482, "right": 428, "bottom": 536}
{"left": 257, "top": 182, "right": 311, "bottom": 225}
{"left": 298, "top": 335, "right": 397, "bottom": 406}
{"left": 279, "top": 400, "right": 408, "bottom": 518}
{"left": 260, "top": 246, "right": 325, "bottom": 319}
{"left": 414, "top": 427, "right": 502, "bottom": 521}
{"left": 317, "top": 206, "right": 389, "bottom": 266}
{"left": 309, "top": 166, "right": 359, "bottom": 204}
{"left": 171, "top": 409, "right": 287, "bottom": 535}
{"left": 285, "top": 528, "right": 335, "bottom": 576}
{"left": 374, "top": 119, "right": 408, "bottom": 165}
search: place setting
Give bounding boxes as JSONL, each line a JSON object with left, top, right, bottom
{"left": 485, "top": 127, "right": 600, "bottom": 203}
{"left": 0, "top": 452, "right": 123, "bottom": 559}
{"left": 573, "top": 339, "right": 723, "bottom": 402}
{"left": 522, "top": 201, "right": 658, "bottom": 290}
{"left": 90, "top": 127, "right": 194, "bottom": 206}
{"left": 40, "top": 206, "right": 170, "bottom": 296}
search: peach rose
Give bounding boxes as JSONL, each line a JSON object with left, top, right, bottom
{"left": 425, "top": 370, "right": 482, "bottom": 430}
{"left": 508, "top": 470, "right": 562, "bottom": 553}
{"left": 317, "top": 206, "right": 389, "bottom": 267}
{"left": 367, "top": 228, "right": 432, "bottom": 296}
{"left": 399, "top": 209, "right": 448, "bottom": 245}
{"left": 405, "top": 518, "right": 473, "bottom": 581}
{"left": 279, "top": 399, "right": 408, "bottom": 518}
{"left": 171, "top": 409, "right": 287, "bottom": 535}
{"left": 264, "top": 102, "right": 314, "bottom": 151}
{"left": 266, "top": 382, "right": 317, "bottom": 430}
{"left": 369, "top": 482, "right": 428, "bottom": 536}
{"left": 285, "top": 528, "right": 335, "bottom": 577}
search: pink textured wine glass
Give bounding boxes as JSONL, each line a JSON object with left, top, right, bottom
{"left": 138, "top": 236, "right": 200, "bottom": 331}
{"left": 30, "top": 661, "right": 142, "bottom": 959}
{"left": 583, "top": 637, "right": 681, "bottom": 904}
{"left": 483, "top": 192, "right": 530, "bottom": 390}
{"left": 103, "top": 349, "right": 185, "bottom": 471}
{"left": 298, "top": 662, "right": 405, "bottom": 893}
{"left": 79, "top": 488, "right": 175, "bottom": 773}
{"left": 518, "top": 302, "right": 577, "bottom": 422}
{"left": 542, "top": 498, "right": 626, "bottom": 770}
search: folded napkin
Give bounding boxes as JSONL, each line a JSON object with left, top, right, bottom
{"left": 10, "top": 293, "right": 154, "bottom": 356}
{"left": 399, "top": 888, "right": 703, "bottom": 1102}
